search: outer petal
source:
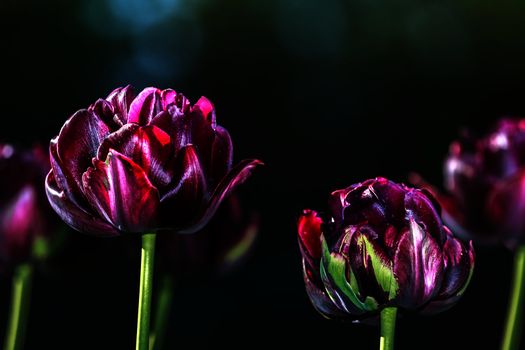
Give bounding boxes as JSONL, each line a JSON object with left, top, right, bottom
{"left": 98, "top": 124, "right": 174, "bottom": 189}
{"left": 128, "top": 87, "right": 162, "bottom": 125}
{"left": 82, "top": 150, "right": 160, "bottom": 233}
{"left": 393, "top": 218, "right": 444, "bottom": 309}
{"left": 178, "top": 159, "right": 263, "bottom": 234}
{"left": 404, "top": 189, "right": 446, "bottom": 244}
{"left": 45, "top": 170, "right": 119, "bottom": 236}
{"left": 297, "top": 209, "right": 323, "bottom": 259}
{"left": 56, "top": 109, "right": 110, "bottom": 198}
{"left": 208, "top": 126, "right": 233, "bottom": 185}
{"left": 303, "top": 260, "right": 346, "bottom": 319}
{"left": 486, "top": 169, "right": 525, "bottom": 247}
{"left": 106, "top": 85, "right": 136, "bottom": 125}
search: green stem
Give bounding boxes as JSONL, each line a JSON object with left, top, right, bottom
{"left": 136, "top": 233, "right": 156, "bottom": 350}
{"left": 4, "top": 263, "right": 33, "bottom": 350}
{"left": 380, "top": 307, "right": 397, "bottom": 350}
{"left": 501, "top": 245, "right": 525, "bottom": 350}
{"left": 149, "top": 275, "right": 174, "bottom": 350}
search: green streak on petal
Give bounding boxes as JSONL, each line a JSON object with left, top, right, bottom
{"left": 457, "top": 256, "right": 474, "bottom": 297}
{"left": 357, "top": 234, "right": 399, "bottom": 299}
{"left": 322, "top": 237, "right": 378, "bottom": 312}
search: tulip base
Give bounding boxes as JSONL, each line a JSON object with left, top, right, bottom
{"left": 4, "top": 263, "right": 33, "bottom": 350}
{"left": 501, "top": 245, "right": 525, "bottom": 350}
{"left": 380, "top": 307, "right": 397, "bottom": 350}
{"left": 136, "top": 233, "right": 156, "bottom": 350}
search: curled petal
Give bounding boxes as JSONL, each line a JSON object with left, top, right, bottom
{"left": 208, "top": 126, "right": 233, "bottom": 184}
{"left": 159, "top": 145, "right": 207, "bottom": 229}
{"left": 49, "top": 139, "right": 86, "bottom": 207}
{"left": 404, "top": 189, "right": 446, "bottom": 244}
{"left": 393, "top": 218, "right": 444, "bottom": 309}
{"left": 56, "top": 109, "right": 110, "bottom": 197}
{"left": 128, "top": 87, "right": 162, "bottom": 125}
{"left": 45, "top": 171, "right": 118, "bottom": 236}
{"left": 82, "top": 150, "right": 160, "bottom": 232}
{"left": 98, "top": 124, "right": 174, "bottom": 189}
{"left": 106, "top": 85, "right": 136, "bottom": 124}
{"left": 303, "top": 260, "right": 346, "bottom": 319}
{"left": 178, "top": 159, "right": 263, "bottom": 234}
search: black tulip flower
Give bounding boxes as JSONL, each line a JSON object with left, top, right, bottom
{"left": 45, "top": 85, "right": 262, "bottom": 236}
{"left": 298, "top": 177, "right": 474, "bottom": 321}
{"left": 440, "top": 118, "right": 525, "bottom": 248}
{"left": 0, "top": 144, "right": 57, "bottom": 267}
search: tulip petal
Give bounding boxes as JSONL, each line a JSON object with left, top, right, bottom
{"left": 82, "top": 150, "right": 160, "bottom": 232}
{"left": 209, "top": 126, "right": 233, "bottom": 184}
{"left": 178, "top": 158, "right": 263, "bottom": 234}
{"left": 106, "top": 85, "right": 136, "bottom": 124}
{"left": 98, "top": 124, "right": 174, "bottom": 189}
{"left": 56, "top": 109, "right": 111, "bottom": 198}
{"left": 45, "top": 170, "right": 119, "bottom": 236}
{"left": 394, "top": 218, "right": 444, "bottom": 308}
{"left": 348, "top": 228, "right": 399, "bottom": 302}
{"left": 303, "top": 260, "right": 346, "bottom": 319}
{"left": 405, "top": 189, "right": 446, "bottom": 244}
{"left": 128, "top": 87, "right": 162, "bottom": 125}
{"left": 161, "top": 89, "right": 177, "bottom": 109}
{"left": 298, "top": 209, "right": 323, "bottom": 259}
{"left": 320, "top": 237, "right": 378, "bottom": 314}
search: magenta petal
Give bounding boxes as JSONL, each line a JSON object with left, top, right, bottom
{"left": 49, "top": 139, "right": 85, "bottom": 207}
{"left": 404, "top": 189, "right": 446, "bottom": 244}
{"left": 45, "top": 171, "right": 119, "bottom": 236}
{"left": 193, "top": 96, "right": 215, "bottom": 123}
{"left": 159, "top": 145, "right": 207, "bottom": 228}
{"left": 393, "top": 218, "right": 444, "bottom": 308}
{"left": 440, "top": 235, "right": 475, "bottom": 297}
{"left": 161, "top": 89, "right": 177, "bottom": 109}
{"left": 106, "top": 85, "right": 136, "bottom": 124}
{"left": 209, "top": 126, "right": 233, "bottom": 183}
{"left": 179, "top": 159, "right": 263, "bottom": 234}
{"left": 128, "top": 87, "right": 162, "bottom": 125}
{"left": 98, "top": 124, "right": 173, "bottom": 188}
{"left": 82, "top": 150, "right": 160, "bottom": 232}
{"left": 56, "top": 109, "right": 111, "bottom": 197}
{"left": 298, "top": 210, "right": 324, "bottom": 259}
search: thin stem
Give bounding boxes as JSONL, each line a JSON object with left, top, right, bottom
{"left": 380, "top": 307, "right": 397, "bottom": 350}
{"left": 149, "top": 275, "right": 174, "bottom": 350}
{"left": 501, "top": 245, "right": 525, "bottom": 350}
{"left": 136, "top": 233, "right": 156, "bottom": 350}
{"left": 4, "top": 263, "right": 33, "bottom": 350}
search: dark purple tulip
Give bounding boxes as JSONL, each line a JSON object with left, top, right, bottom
{"left": 298, "top": 177, "right": 474, "bottom": 320}
{"left": 158, "top": 195, "right": 258, "bottom": 280}
{"left": 438, "top": 118, "right": 525, "bottom": 248}
{"left": 0, "top": 144, "right": 56, "bottom": 266}
{"left": 46, "top": 86, "right": 262, "bottom": 236}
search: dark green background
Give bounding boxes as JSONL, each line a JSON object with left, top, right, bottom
{"left": 0, "top": 0, "right": 521, "bottom": 348}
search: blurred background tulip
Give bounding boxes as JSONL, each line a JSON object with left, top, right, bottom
{"left": 3, "top": 0, "right": 525, "bottom": 349}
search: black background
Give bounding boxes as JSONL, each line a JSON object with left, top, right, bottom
{"left": 0, "top": 0, "right": 522, "bottom": 349}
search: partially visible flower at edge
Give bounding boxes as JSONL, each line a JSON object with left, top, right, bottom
{"left": 298, "top": 177, "right": 475, "bottom": 321}
{"left": 0, "top": 144, "right": 60, "bottom": 268}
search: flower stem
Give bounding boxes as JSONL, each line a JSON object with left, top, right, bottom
{"left": 149, "top": 275, "right": 174, "bottom": 350}
{"left": 4, "top": 263, "right": 33, "bottom": 350}
{"left": 136, "top": 233, "right": 156, "bottom": 350}
{"left": 380, "top": 307, "right": 397, "bottom": 350}
{"left": 501, "top": 245, "right": 525, "bottom": 350}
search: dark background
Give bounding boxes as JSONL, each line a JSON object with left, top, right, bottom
{"left": 0, "top": 0, "right": 522, "bottom": 349}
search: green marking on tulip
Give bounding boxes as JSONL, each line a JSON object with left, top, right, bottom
{"left": 322, "top": 238, "right": 378, "bottom": 312}
{"left": 456, "top": 258, "right": 474, "bottom": 297}
{"left": 356, "top": 234, "right": 399, "bottom": 299}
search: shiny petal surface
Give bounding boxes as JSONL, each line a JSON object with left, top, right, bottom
{"left": 404, "top": 189, "right": 446, "bottom": 244}
{"left": 45, "top": 171, "right": 118, "bottom": 236}
{"left": 159, "top": 145, "right": 207, "bottom": 229}
{"left": 440, "top": 235, "right": 475, "bottom": 298}
{"left": 82, "top": 150, "right": 160, "bottom": 232}
{"left": 298, "top": 209, "right": 323, "bottom": 259}
{"left": 128, "top": 87, "right": 162, "bottom": 125}
{"left": 303, "top": 260, "right": 346, "bottom": 319}
{"left": 56, "top": 109, "right": 110, "bottom": 196}
{"left": 98, "top": 124, "right": 173, "bottom": 189}
{"left": 106, "top": 85, "right": 136, "bottom": 124}
{"left": 208, "top": 126, "right": 233, "bottom": 184}
{"left": 394, "top": 218, "right": 444, "bottom": 308}
{"left": 178, "top": 159, "right": 263, "bottom": 234}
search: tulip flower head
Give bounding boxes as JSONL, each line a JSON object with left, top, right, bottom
{"left": 46, "top": 86, "right": 262, "bottom": 236}
{"left": 298, "top": 177, "right": 474, "bottom": 320}
{"left": 442, "top": 118, "right": 525, "bottom": 248}
{"left": 0, "top": 144, "right": 55, "bottom": 266}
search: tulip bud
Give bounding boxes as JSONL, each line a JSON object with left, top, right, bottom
{"left": 298, "top": 177, "right": 474, "bottom": 320}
